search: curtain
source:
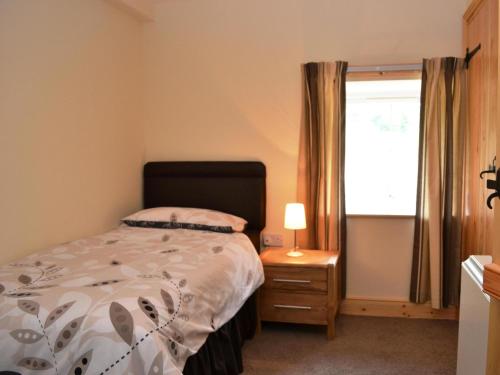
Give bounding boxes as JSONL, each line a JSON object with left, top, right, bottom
{"left": 410, "top": 57, "right": 467, "bottom": 309}
{"left": 297, "top": 61, "right": 348, "bottom": 296}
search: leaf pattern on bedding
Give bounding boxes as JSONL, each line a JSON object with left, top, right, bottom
{"left": 161, "top": 289, "right": 175, "bottom": 314}
{"left": 18, "top": 299, "right": 40, "bottom": 315}
{"left": 67, "top": 349, "right": 93, "bottom": 375}
{"left": 246, "top": 270, "right": 253, "bottom": 285}
{"left": 182, "top": 294, "right": 194, "bottom": 304}
{"left": 161, "top": 249, "right": 178, "bottom": 254}
{"left": 9, "top": 329, "right": 44, "bottom": 344}
{"left": 22, "top": 284, "right": 57, "bottom": 290}
{"left": 46, "top": 266, "right": 63, "bottom": 274}
{"left": 7, "top": 292, "right": 41, "bottom": 298}
{"left": 166, "top": 338, "right": 179, "bottom": 360}
{"left": 171, "top": 331, "right": 184, "bottom": 345}
{"left": 0, "top": 225, "right": 264, "bottom": 375}
{"left": 38, "top": 275, "right": 62, "bottom": 282}
{"left": 147, "top": 352, "right": 163, "bottom": 375}
{"left": 44, "top": 301, "right": 75, "bottom": 328}
{"left": 138, "top": 274, "right": 162, "bottom": 280}
{"left": 164, "top": 331, "right": 186, "bottom": 363}
{"left": 86, "top": 280, "right": 122, "bottom": 287}
{"left": 178, "top": 314, "right": 189, "bottom": 322}
{"left": 17, "top": 357, "right": 53, "bottom": 371}
{"left": 109, "top": 302, "right": 134, "bottom": 345}
{"left": 18, "top": 274, "right": 32, "bottom": 285}
{"left": 138, "top": 297, "right": 159, "bottom": 326}
{"left": 212, "top": 246, "right": 223, "bottom": 254}
{"left": 54, "top": 316, "right": 85, "bottom": 353}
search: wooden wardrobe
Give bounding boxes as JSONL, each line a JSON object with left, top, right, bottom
{"left": 463, "top": 0, "right": 500, "bottom": 373}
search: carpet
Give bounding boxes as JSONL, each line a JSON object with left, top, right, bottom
{"left": 242, "top": 315, "right": 458, "bottom": 375}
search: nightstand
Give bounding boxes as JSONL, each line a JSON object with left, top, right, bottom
{"left": 258, "top": 248, "right": 340, "bottom": 340}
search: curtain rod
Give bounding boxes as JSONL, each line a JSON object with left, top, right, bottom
{"left": 347, "top": 64, "right": 422, "bottom": 73}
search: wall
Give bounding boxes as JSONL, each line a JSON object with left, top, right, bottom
{"left": 0, "top": 0, "right": 144, "bottom": 265}
{"left": 105, "top": 0, "right": 154, "bottom": 21}
{"left": 347, "top": 216, "right": 414, "bottom": 300}
{"left": 143, "top": 0, "right": 467, "bottom": 300}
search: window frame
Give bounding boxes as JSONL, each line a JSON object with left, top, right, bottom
{"left": 347, "top": 69, "right": 421, "bottom": 82}
{"left": 345, "top": 68, "right": 422, "bottom": 218}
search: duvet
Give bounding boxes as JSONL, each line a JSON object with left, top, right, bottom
{"left": 0, "top": 225, "right": 264, "bottom": 374}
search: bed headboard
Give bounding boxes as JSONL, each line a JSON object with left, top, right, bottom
{"left": 143, "top": 161, "right": 266, "bottom": 250}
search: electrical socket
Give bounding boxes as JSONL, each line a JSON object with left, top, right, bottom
{"left": 262, "top": 233, "right": 283, "bottom": 247}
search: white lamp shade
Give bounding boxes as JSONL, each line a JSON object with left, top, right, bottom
{"left": 284, "top": 203, "right": 306, "bottom": 230}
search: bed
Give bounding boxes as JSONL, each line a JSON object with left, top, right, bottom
{"left": 0, "top": 161, "right": 266, "bottom": 375}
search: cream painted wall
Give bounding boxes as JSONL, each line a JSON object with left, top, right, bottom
{"left": 105, "top": 0, "right": 155, "bottom": 21}
{"left": 143, "top": 0, "right": 468, "bottom": 301}
{"left": 0, "top": 0, "right": 144, "bottom": 265}
{"left": 346, "top": 216, "right": 415, "bottom": 300}
{"left": 143, "top": 0, "right": 466, "bottom": 240}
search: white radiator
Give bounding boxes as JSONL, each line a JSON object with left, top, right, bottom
{"left": 456, "top": 255, "right": 492, "bottom": 375}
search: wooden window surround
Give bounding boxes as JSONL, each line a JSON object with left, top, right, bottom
{"left": 347, "top": 68, "right": 421, "bottom": 82}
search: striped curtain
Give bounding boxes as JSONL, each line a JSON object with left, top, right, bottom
{"left": 297, "top": 61, "right": 348, "bottom": 296}
{"left": 410, "top": 57, "right": 467, "bottom": 309}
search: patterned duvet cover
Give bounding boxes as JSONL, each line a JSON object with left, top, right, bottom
{"left": 0, "top": 225, "right": 264, "bottom": 375}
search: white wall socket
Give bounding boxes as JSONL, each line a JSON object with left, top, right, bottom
{"left": 262, "top": 233, "right": 283, "bottom": 247}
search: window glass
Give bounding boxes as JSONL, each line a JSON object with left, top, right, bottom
{"left": 345, "top": 79, "right": 421, "bottom": 215}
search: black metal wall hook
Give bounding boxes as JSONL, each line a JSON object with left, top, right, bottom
{"left": 464, "top": 44, "right": 481, "bottom": 69}
{"left": 487, "top": 192, "right": 499, "bottom": 209}
{"left": 480, "top": 156, "right": 496, "bottom": 179}
{"left": 486, "top": 169, "right": 500, "bottom": 209}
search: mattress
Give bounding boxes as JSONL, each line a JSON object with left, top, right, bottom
{"left": 0, "top": 225, "right": 264, "bottom": 374}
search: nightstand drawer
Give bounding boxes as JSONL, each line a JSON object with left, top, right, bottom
{"left": 263, "top": 266, "right": 327, "bottom": 293}
{"left": 260, "top": 290, "right": 328, "bottom": 325}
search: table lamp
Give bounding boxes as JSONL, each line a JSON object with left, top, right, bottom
{"left": 284, "top": 203, "right": 306, "bottom": 257}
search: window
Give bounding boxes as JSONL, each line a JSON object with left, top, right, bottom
{"left": 345, "top": 76, "right": 421, "bottom": 215}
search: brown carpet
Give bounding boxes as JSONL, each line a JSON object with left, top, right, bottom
{"left": 242, "top": 315, "right": 458, "bottom": 375}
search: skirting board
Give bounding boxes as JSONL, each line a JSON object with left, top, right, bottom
{"left": 340, "top": 298, "right": 459, "bottom": 320}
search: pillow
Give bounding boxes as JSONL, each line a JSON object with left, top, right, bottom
{"left": 122, "top": 207, "right": 247, "bottom": 233}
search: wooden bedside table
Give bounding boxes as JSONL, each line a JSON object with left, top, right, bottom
{"left": 258, "top": 248, "right": 340, "bottom": 340}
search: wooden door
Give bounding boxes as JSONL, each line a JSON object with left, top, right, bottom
{"left": 485, "top": 56, "right": 500, "bottom": 374}
{"left": 463, "top": 0, "right": 497, "bottom": 258}
{"left": 463, "top": 1, "right": 499, "bottom": 373}
{"left": 485, "top": 117, "right": 499, "bottom": 372}
{"left": 485, "top": 9, "right": 500, "bottom": 368}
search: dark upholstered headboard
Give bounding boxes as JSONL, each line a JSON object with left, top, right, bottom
{"left": 143, "top": 161, "right": 266, "bottom": 250}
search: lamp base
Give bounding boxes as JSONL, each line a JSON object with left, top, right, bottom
{"left": 286, "top": 250, "right": 304, "bottom": 257}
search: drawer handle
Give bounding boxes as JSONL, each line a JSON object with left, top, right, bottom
{"left": 273, "top": 304, "right": 312, "bottom": 310}
{"left": 272, "top": 278, "right": 311, "bottom": 284}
